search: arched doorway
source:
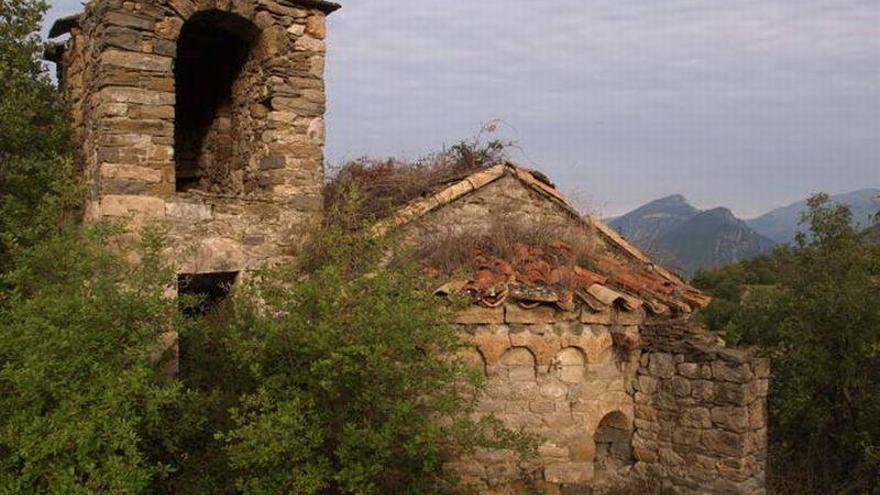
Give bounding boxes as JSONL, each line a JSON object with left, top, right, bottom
{"left": 593, "top": 411, "right": 634, "bottom": 483}
{"left": 174, "top": 10, "right": 259, "bottom": 193}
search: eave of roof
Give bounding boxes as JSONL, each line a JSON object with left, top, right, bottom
{"left": 279, "top": 0, "right": 341, "bottom": 14}
{"left": 49, "top": 13, "right": 81, "bottom": 38}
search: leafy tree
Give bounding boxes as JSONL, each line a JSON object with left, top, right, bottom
{"left": 697, "top": 194, "right": 880, "bottom": 493}
{"left": 0, "top": 0, "right": 76, "bottom": 269}
{"left": 0, "top": 226, "right": 200, "bottom": 493}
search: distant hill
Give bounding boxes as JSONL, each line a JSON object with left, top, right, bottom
{"left": 609, "top": 197, "right": 775, "bottom": 276}
{"left": 653, "top": 208, "right": 776, "bottom": 275}
{"left": 607, "top": 194, "right": 700, "bottom": 247}
{"left": 746, "top": 189, "right": 880, "bottom": 244}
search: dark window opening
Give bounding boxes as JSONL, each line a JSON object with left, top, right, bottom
{"left": 593, "top": 411, "right": 635, "bottom": 484}
{"left": 178, "top": 271, "right": 238, "bottom": 317}
{"left": 174, "top": 10, "right": 258, "bottom": 192}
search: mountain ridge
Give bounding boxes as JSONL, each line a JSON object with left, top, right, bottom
{"left": 608, "top": 197, "right": 774, "bottom": 276}
{"left": 606, "top": 194, "right": 700, "bottom": 248}
{"left": 746, "top": 188, "right": 880, "bottom": 244}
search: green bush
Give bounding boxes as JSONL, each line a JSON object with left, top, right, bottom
{"left": 196, "top": 218, "right": 535, "bottom": 495}
{"left": 0, "top": 226, "right": 199, "bottom": 493}
{"left": 0, "top": 0, "right": 77, "bottom": 270}
{"left": 695, "top": 194, "right": 880, "bottom": 494}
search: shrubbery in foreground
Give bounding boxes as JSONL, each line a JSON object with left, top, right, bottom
{"left": 0, "top": 221, "right": 534, "bottom": 494}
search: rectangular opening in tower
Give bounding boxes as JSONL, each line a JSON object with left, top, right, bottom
{"left": 178, "top": 271, "right": 238, "bottom": 317}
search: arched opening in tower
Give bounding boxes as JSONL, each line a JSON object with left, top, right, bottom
{"left": 174, "top": 10, "right": 258, "bottom": 193}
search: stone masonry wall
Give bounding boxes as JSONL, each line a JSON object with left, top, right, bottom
{"left": 52, "top": 0, "right": 334, "bottom": 274}
{"left": 632, "top": 323, "right": 769, "bottom": 494}
{"left": 450, "top": 322, "right": 640, "bottom": 494}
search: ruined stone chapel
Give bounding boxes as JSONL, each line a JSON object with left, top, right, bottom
{"left": 46, "top": 0, "right": 769, "bottom": 493}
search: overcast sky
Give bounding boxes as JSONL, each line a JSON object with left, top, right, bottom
{"left": 44, "top": 0, "right": 880, "bottom": 217}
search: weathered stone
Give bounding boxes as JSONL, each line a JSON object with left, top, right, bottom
{"left": 155, "top": 16, "right": 183, "bottom": 39}
{"left": 648, "top": 353, "right": 675, "bottom": 378}
{"left": 752, "top": 358, "right": 770, "bottom": 379}
{"left": 633, "top": 445, "right": 658, "bottom": 463}
{"left": 636, "top": 375, "right": 657, "bottom": 394}
{"left": 100, "top": 194, "right": 165, "bottom": 218}
{"left": 309, "top": 55, "right": 325, "bottom": 77}
{"left": 672, "top": 427, "right": 702, "bottom": 447}
{"left": 670, "top": 376, "right": 692, "bottom": 397}
{"left": 677, "top": 362, "right": 700, "bottom": 379}
{"left": 100, "top": 163, "right": 162, "bottom": 183}
{"left": 703, "top": 430, "right": 746, "bottom": 457}
{"left": 717, "top": 457, "right": 752, "bottom": 482}
{"left": 711, "top": 406, "right": 750, "bottom": 433}
{"left": 101, "top": 87, "right": 174, "bottom": 105}
{"left": 166, "top": 201, "right": 213, "bottom": 221}
{"left": 680, "top": 407, "right": 712, "bottom": 429}
{"left": 49, "top": 5, "right": 772, "bottom": 491}
{"left": 129, "top": 104, "right": 174, "bottom": 119}
{"left": 307, "top": 116, "right": 325, "bottom": 144}
{"left": 105, "top": 11, "right": 155, "bottom": 30}
{"left": 712, "top": 361, "right": 752, "bottom": 383}
{"left": 259, "top": 0, "right": 307, "bottom": 18}
{"left": 103, "top": 26, "right": 142, "bottom": 51}
{"left": 530, "top": 401, "right": 556, "bottom": 414}
{"left": 544, "top": 463, "right": 590, "bottom": 484}
{"left": 293, "top": 33, "right": 325, "bottom": 52}
{"left": 180, "top": 237, "right": 244, "bottom": 274}
{"left": 305, "top": 14, "right": 325, "bottom": 39}
{"left": 692, "top": 380, "right": 714, "bottom": 400}
{"left": 286, "top": 22, "right": 305, "bottom": 35}
{"left": 540, "top": 381, "right": 567, "bottom": 399}
{"left": 250, "top": 103, "right": 270, "bottom": 118}
{"left": 272, "top": 96, "right": 323, "bottom": 114}
{"left": 505, "top": 303, "right": 557, "bottom": 324}
{"left": 749, "top": 401, "right": 767, "bottom": 430}
{"left": 260, "top": 153, "right": 287, "bottom": 170}
{"left": 538, "top": 443, "right": 570, "bottom": 461}
{"left": 455, "top": 306, "right": 504, "bottom": 325}
{"left": 715, "top": 382, "right": 748, "bottom": 406}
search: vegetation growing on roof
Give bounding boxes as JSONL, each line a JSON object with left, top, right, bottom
{"left": 323, "top": 132, "right": 509, "bottom": 225}
{"left": 412, "top": 213, "right": 601, "bottom": 280}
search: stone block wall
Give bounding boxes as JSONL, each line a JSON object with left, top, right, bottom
{"left": 632, "top": 324, "right": 769, "bottom": 494}
{"left": 446, "top": 320, "right": 768, "bottom": 495}
{"left": 451, "top": 322, "right": 641, "bottom": 494}
{"left": 50, "top": 0, "right": 337, "bottom": 274}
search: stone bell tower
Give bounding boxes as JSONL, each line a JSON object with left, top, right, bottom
{"left": 46, "top": 0, "right": 340, "bottom": 279}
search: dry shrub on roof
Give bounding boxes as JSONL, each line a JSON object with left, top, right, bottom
{"left": 324, "top": 133, "right": 510, "bottom": 225}
{"left": 409, "top": 212, "right": 601, "bottom": 282}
